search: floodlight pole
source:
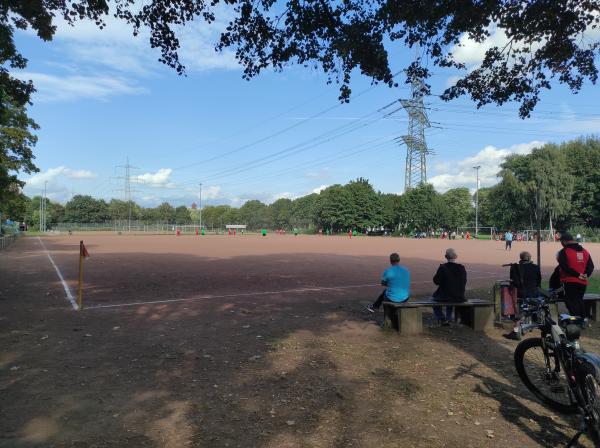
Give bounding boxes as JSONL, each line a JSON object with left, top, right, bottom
{"left": 43, "top": 181, "right": 47, "bottom": 232}
{"left": 473, "top": 166, "right": 481, "bottom": 237}
{"left": 199, "top": 183, "right": 202, "bottom": 231}
{"left": 535, "top": 183, "right": 542, "bottom": 267}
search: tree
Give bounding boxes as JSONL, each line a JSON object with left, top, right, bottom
{"left": 6, "top": 2, "right": 600, "bottom": 119}
{"left": 155, "top": 202, "right": 176, "bottom": 223}
{"left": 397, "top": 184, "right": 443, "bottom": 232}
{"left": 64, "top": 195, "right": 109, "bottom": 223}
{"left": 291, "top": 194, "right": 318, "bottom": 229}
{"left": 108, "top": 199, "right": 129, "bottom": 221}
{"left": 441, "top": 188, "right": 473, "bottom": 230}
{"left": 380, "top": 193, "right": 402, "bottom": 230}
{"left": 239, "top": 200, "right": 268, "bottom": 229}
{"left": 345, "top": 178, "right": 383, "bottom": 230}
{"left": 0, "top": 191, "right": 28, "bottom": 222}
{"left": 175, "top": 205, "right": 191, "bottom": 223}
{"left": 268, "top": 198, "right": 292, "bottom": 229}
{"left": 0, "top": 98, "right": 38, "bottom": 205}
{"left": 316, "top": 185, "right": 354, "bottom": 231}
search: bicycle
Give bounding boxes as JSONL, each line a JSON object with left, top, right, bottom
{"left": 513, "top": 287, "right": 600, "bottom": 447}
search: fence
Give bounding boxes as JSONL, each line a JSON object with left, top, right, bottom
{"left": 53, "top": 221, "right": 215, "bottom": 234}
{"left": 0, "top": 233, "right": 18, "bottom": 250}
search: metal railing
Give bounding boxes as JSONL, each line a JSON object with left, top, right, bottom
{"left": 0, "top": 233, "right": 18, "bottom": 250}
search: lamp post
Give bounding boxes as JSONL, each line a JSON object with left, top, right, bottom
{"left": 473, "top": 165, "right": 481, "bottom": 237}
{"left": 199, "top": 183, "right": 202, "bottom": 231}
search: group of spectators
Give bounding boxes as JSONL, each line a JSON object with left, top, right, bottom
{"left": 365, "top": 231, "right": 595, "bottom": 330}
{"left": 366, "top": 248, "right": 467, "bottom": 326}
{"left": 414, "top": 230, "right": 471, "bottom": 240}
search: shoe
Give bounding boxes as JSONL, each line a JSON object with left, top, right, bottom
{"left": 439, "top": 319, "right": 450, "bottom": 327}
{"left": 365, "top": 305, "right": 376, "bottom": 313}
{"left": 503, "top": 331, "right": 520, "bottom": 340}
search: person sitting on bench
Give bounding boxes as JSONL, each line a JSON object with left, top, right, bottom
{"left": 510, "top": 251, "right": 541, "bottom": 299}
{"left": 432, "top": 248, "right": 467, "bottom": 325}
{"left": 366, "top": 253, "right": 410, "bottom": 312}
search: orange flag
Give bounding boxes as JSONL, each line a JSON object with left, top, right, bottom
{"left": 80, "top": 241, "right": 90, "bottom": 258}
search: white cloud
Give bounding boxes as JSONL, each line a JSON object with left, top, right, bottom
{"left": 203, "top": 185, "right": 222, "bottom": 200}
{"left": 14, "top": 71, "right": 145, "bottom": 102}
{"left": 25, "top": 166, "right": 96, "bottom": 188}
{"left": 451, "top": 26, "right": 513, "bottom": 67}
{"left": 429, "top": 141, "right": 545, "bottom": 192}
{"left": 312, "top": 185, "right": 329, "bottom": 194}
{"left": 271, "top": 192, "right": 293, "bottom": 202}
{"left": 41, "top": 12, "right": 239, "bottom": 76}
{"left": 134, "top": 168, "right": 176, "bottom": 188}
{"left": 181, "top": 184, "right": 222, "bottom": 199}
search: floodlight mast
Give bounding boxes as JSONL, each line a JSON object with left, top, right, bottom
{"left": 473, "top": 165, "right": 481, "bottom": 237}
{"left": 199, "top": 182, "right": 202, "bottom": 231}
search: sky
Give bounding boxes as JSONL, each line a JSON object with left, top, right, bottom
{"left": 13, "top": 13, "right": 600, "bottom": 208}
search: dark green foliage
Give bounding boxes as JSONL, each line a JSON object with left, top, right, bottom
{"left": 0, "top": 96, "right": 38, "bottom": 207}
{"left": 290, "top": 194, "right": 318, "bottom": 229}
{"left": 239, "top": 200, "right": 268, "bottom": 229}
{"left": 397, "top": 184, "right": 444, "bottom": 232}
{"left": 155, "top": 202, "right": 176, "bottom": 223}
{"left": 480, "top": 137, "right": 600, "bottom": 230}
{"left": 316, "top": 185, "right": 355, "bottom": 231}
{"left": 174, "top": 205, "right": 191, "bottom": 223}
{"left": 6, "top": 1, "right": 599, "bottom": 119}
{"left": 269, "top": 198, "right": 292, "bottom": 229}
{"left": 345, "top": 178, "right": 383, "bottom": 230}
{"left": 64, "top": 195, "right": 109, "bottom": 223}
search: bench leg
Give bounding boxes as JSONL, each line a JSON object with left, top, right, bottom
{"left": 383, "top": 305, "right": 397, "bottom": 331}
{"left": 397, "top": 308, "right": 422, "bottom": 335}
{"left": 470, "top": 306, "right": 494, "bottom": 331}
{"left": 587, "top": 301, "right": 600, "bottom": 322}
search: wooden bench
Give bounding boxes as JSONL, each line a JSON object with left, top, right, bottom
{"left": 382, "top": 299, "right": 495, "bottom": 335}
{"left": 584, "top": 294, "right": 600, "bottom": 320}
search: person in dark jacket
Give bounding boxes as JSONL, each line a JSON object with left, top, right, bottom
{"left": 558, "top": 232, "right": 594, "bottom": 318}
{"left": 503, "top": 251, "right": 542, "bottom": 340}
{"left": 432, "top": 248, "right": 467, "bottom": 325}
{"left": 510, "top": 251, "right": 541, "bottom": 299}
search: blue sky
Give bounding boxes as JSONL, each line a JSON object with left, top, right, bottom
{"left": 14, "top": 16, "right": 600, "bottom": 207}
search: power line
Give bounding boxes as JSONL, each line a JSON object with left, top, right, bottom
{"left": 175, "top": 100, "right": 404, "bottom": 186}
{"left": 171, "top": 71, "right": 407, "bottom": 173}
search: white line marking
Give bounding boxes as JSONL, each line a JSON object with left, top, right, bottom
{"left": 85, "top": 275, "right": 498, "bottom": 310}
{"left": 38, "top": 236, "right": 78, "bottom": 310}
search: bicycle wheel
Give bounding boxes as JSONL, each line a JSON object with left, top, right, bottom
{"left": 580, "top": 362, "right": 600, "bottom": 445}
{"left": 514, "top": 337, "right": 578, "bottom": 414}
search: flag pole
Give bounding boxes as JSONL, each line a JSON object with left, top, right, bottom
{"left": 78, "top": 240, "right": 85, "bottom": 310}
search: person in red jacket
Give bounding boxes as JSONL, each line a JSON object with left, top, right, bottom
{"left": 558, "top": 232, "right": 594, "bottom": 318}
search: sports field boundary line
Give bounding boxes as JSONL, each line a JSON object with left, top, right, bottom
{"left": 38, "top": 236, "right": 78, "bottom": 311}
{"left": 84, "top": 274, "right": 498, "bottom": 310}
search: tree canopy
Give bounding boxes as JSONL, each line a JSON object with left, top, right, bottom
{"left": 4, "top": 1, "right": 600, "bottom": 118}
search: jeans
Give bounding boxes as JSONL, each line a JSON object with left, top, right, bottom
{"left": 432, "top": 305, "right": 453, "bottom": 321}
{"left": 372, "top": 290, "right": 387, "bottom": 309}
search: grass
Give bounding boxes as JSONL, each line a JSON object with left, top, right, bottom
{"left": 542, "top": 276, "right": 600, "bottom": 294}
{"left": 588, "top": 276, "right": 600, "bottom": 294}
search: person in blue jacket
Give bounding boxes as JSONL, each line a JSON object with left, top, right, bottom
{"left": 366, "top": 253, "right": 410, "bottom": 312}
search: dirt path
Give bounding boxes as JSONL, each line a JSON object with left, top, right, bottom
{"left": 1, "top": 235, "right": 598, "bottom": 447}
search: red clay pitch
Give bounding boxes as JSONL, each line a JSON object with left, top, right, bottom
{"left": 37, "top": 233, "right": 598, "bottom": 310}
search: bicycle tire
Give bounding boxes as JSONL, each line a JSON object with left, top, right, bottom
{"left": 579, "top": 361, "right": 600, "bottom": 445}
{"left": 514, "top": 337, "right": 578, "bottom": 414}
